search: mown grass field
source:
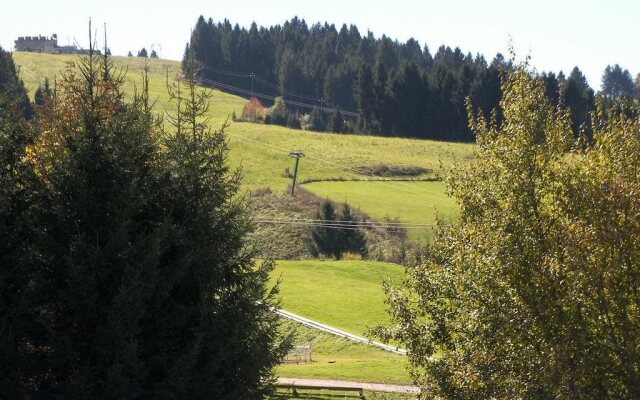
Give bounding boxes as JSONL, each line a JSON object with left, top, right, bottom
{"left": 272, "top": 261, "right": 411, "bottom": 384}
{"left": 14, "top": 52, "right": 471, "bottom": 236}
{"left": 272, "top": 260, "right": 404, "bottom": 336}
{"left": 277, "top": 321, "right": 410, "bottom": 385}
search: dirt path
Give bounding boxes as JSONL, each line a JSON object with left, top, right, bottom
{"left": 277, "top": 377, "right": 420, "bottom": 394}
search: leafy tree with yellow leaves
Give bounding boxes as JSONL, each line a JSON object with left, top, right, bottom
{"left": 378, "top": 64, "right": 640, "bottom": 399}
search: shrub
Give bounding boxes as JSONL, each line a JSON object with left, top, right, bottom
{"left": 242, "top": 96, "right": 266, "bottom": 121}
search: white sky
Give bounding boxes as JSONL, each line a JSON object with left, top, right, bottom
{"left": 2, "top": 0, "right": 639, "bottom": 90}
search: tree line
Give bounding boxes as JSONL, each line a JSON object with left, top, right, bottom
{"left": 184, "top": 16, "right": 640, "bottom": 141}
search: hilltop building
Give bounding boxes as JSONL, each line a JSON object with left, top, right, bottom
{"left": 14, "top": 34, "right": 82, "bottom": 54}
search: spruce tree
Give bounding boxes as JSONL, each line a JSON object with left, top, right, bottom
{"left": 0, "top": 55, "right": 39, "bottom": 397}
{"left": 328, "top": 108, "right": 344, "bottom": 133}
{"left": 0, "top": 46, "right": 32, "bottom": 118}
{"left": 309, "top": 107, "right": 325, "bottom": 132}
{"left": 34, "top": 77, "right": 52, "bottom": 105}
{"left": 3, "top": 31, "right": 289, "bottom": 399}
{"left": 306, "top": 201, "right": 367, "bottom": 259}
{"left": 340, "top": 203, "right": 367, "bottom": 256}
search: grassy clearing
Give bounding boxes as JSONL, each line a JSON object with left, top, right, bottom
{"left": 278, "top": 321, "right": 411, "bottom": 385}
{"left": 272, "top": 261, "right": 411, "bottom": 384}
{"left": 303, "top": 180, "right": 458, "bottom": 242}
{"left": 272, "top": 260, "right": 404, "bottom": 337}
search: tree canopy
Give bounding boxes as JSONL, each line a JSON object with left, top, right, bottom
{"left": 378, "top": 64, "right": 640, "bottom": 399}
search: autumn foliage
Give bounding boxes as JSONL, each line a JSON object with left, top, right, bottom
{"left": 241, "top": 96, "right": 266, "bottom": 121}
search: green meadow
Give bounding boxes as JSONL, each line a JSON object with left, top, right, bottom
{"left": 272, "top": 261, "right": 411, "bottom": 385}
{"left": 272, "top": 260, "right": 404, "bottom": 336}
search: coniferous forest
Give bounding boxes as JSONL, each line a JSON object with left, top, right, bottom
{"left": 183, "top": 16, "right": 638, "bottom": 141}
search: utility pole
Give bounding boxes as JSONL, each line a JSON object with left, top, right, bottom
{"left": 288, "top": 151, "right": 305, "bottom": 196}
{"left": 250, "top": 72, "right": 255, "bottom": 97}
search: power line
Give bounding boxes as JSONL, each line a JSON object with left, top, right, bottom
{"left": 197, "top": 67, "right": 359, "bottom": 117}
{"left": 199, "top": 76, "right": 359, "bottom": 117}
{"left": 202, "top": 65, "right": 328, "bottom": 103}
{"left": 253, "top": 217, "right": 440, "bottom": 229}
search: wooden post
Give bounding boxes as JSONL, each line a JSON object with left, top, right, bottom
{"left": 289, "top": 151, "right": 304, "bottom": 196}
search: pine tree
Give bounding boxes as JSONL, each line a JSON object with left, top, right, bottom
{"left": 34, "top": 77, "right": 52, "bottom": 105}
{"left": 309, "top": 107, "right": 325, "bottom": 131}
{"left": 601, "top": 64, "right": 634, "bottom": 100}
{"left": 137, "top": 47, "right": 148, "bottom": 57}
{"left": 306, "top": 201, "right": 339, "bottom": 258}
{"left": 0, "top": 49, "right": 39, "bottom": 396}
{"left": 328, "top": 108, "right": 345, "bottom": 133}
{"left": 4, "top": 30, "right": 289, "bottom": 399}
{"left": 340, "top": 203, "right": 367, "bottom": 256}
{"left": 355, "top": 64, "right": 378, "bottom": 133}
{"left": 562, "top": 66, "right": 595, "bottom": 138}
{"left": 0, "top": 46, "right": 32, "bottom": 118}
{"left": 306, "top": 201, "right": 367, "bottom": 259}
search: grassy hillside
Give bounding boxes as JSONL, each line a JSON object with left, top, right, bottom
{"left": 14, "top": 52, "right": 470, "bottom": 240}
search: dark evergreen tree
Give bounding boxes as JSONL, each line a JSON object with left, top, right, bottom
{"left": 309, "top": 107, "right": 325, "bottom": 132}
{"left": 373, "top": 62, "right": 392, "bottom": 134}
{"left": 601, "top": 64, "right": 634, "bottom": 101}
{"left": 541, "top": 71, "right": 561, "bottom": 108}
{"left": 355, "top": 64, "right": 378, "bottom": 133}
{"left": 127, "top": 50, "right": 133, "bottom": 57}
{"left": 0, "top": 46, "right": 32, "bottom": 118}
{"left": 328, "top": 108, "right": 345, "bottom": 133}
{"left": 470, "top": 58, "right": 503, "bottom": 125}
{"left": 286, "top": 112, "right": 301, "bottom": 129}
{"left": 183, "top": 16, "right": 593, "bottom": 142}
{"left": 137, "top": 47, "right": 148, "bottom": 57}
{"left": 0, "top": 50, "right": 39, "bottom": 397}
{"left": 340, "top": 204, "right": 367, "bottom": 256}
{"left": 34, "top": 77, "right": 52, "bottom": 105}
{"left": 562, "top": 66, "right": 595, "bottom": 138}
{"left": 306, "top": 201, "right": 340, "bottom": 258}
{"left": 387, "top": 62, "right": 425, "bottom": 136}
{"left": 306, "top": 201, "right": 367, "bottom": 259}
{"left": 1, "top": 33, "right": 289, "bottom": 399}
{"left": 150, "top": 49, "right": 158, "bottom": 58}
